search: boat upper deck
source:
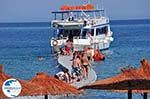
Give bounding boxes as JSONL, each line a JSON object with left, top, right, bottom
{"left": 51, "top": 9, "right": 105, "bottom": 21}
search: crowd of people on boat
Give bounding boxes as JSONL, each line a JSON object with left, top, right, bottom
{"left": 54, "top": 40, "right": 105, "bottom": 83}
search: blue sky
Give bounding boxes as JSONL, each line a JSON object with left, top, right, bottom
{"left": 0, "top": 0, "right": 150, "bottom": 22}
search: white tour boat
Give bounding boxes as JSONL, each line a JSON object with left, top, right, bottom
{"left": 50, "top": 4, "right": 114, "bottom": 51}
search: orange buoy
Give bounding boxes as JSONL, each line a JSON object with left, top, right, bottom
{"left": 93, "top": 49, "right": 105, "bottom": 61}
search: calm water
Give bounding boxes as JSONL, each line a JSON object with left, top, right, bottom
{"left": 0, "top": 20, "right": 150, "bottom": 99}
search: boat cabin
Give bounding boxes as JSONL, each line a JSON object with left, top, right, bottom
{"left": 50, "top": 4, "right": 113, "bottom": 51}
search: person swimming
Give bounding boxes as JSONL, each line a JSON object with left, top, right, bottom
{"left": 38, "top": 56, "right": 44, "bottom": 61}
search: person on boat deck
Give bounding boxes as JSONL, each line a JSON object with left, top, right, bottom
{"left": 54, "top": 71, "right": 65, "bottom": 81}
{"left": 71, "top": 51, "right": 78, "bottom": 61}
{"left": 84, "top": 47, "right": 94, "bottom": 62}
{"left": 72, "top": 55, "right": 81, "bottom": 68}
{"left": 68, "top": 12, "right": 74, "bottom": 21}
{"left": 71, "top": 72, "right": 78, "bottom": 83}
{"left": 72, "top": 55, "right": 82, "bottom": 81}
{"left": 81, "top": 52, "right": 91, "bottom": 78}
{"left": 76, "top": 51, "right": 87, "bottom": 79}
{"left": 65, "top": 40, "right": 72, "bottom": 55}
{"left": 60, "top": 47, "right": 68, "bottom": 55}
{"left": 86, "top": 31, "right": 93, "bottom": 44}
{"left": 55, "top": 70, "right": 72, "bottom": 83}
{"left": 63, "top": 69, "right": 72, "bottom": 83}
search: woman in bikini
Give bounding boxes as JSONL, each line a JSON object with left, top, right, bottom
{"left": 81, "top": 53, "right": 91, "bottom": 78}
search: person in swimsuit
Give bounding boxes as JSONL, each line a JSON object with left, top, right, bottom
{"left": 65, "top": 40, "right": 72, "bottom": 55}
{"left": 72, "top": 55, "right": 82, "bottom": 81}
{"left": 55, "top": 71, "right": 65, "bottom": 81}
{"left": 81, "top": 53, "right": 90, "bottom": 78}
{"left": 64, "top": 69, "right": 72, "bottom": 83}
{"left": 85, "top": 47, "right": 93, "bottom": 62}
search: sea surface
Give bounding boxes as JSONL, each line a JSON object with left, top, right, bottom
{"left": 0, "top": 19, "right": 150, "bottom": 99}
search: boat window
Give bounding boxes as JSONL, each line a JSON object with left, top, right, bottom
{"left": 82, "top": 29, "right": 94, "bottom": 38}
{"left": 91, "top": 29, "right": 94, "bottom": 36}
{"left": 72, "top": 30, "right": 80, "bottom": 37}
{"left": 96, "top": 26, "right": 108, "bottom": 35}
{"left": 57, "top": 29, "right": 81, "bottom": 38}
{"left": 57, "top": 29, "right": 69, "bottom": 37}
{"left": 82, "top": 29, "right": 87, "bottom": 38}
{"left": 69, "top": 29, "right": 81, "bottom": 40}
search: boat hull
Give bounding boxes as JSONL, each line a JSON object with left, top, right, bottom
{"left": 51, "top": 37, "right": 112, "bottom": 51}
{"left": 71, "top": 40, "right": 111, "bottom": 51}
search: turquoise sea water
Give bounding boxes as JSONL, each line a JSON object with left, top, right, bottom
{"left": 0, "top": 19, "right": 150, "bottom": 99}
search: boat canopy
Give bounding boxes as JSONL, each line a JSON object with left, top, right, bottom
{"left": 52, "top": 9, "right": 105, "bottom": 20}
{"left": 52, "top": 9, "right": 104, "bottom": 14}
{"left": 60, "top": 4, "right": 94, "bottom": 11}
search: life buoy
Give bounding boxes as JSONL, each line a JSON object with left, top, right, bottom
{"left": 52, "top": 40, "right": 58, "bottom": 46}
